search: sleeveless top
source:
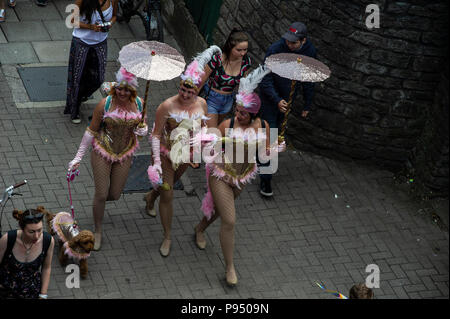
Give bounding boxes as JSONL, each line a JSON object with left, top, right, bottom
{"left": 92, "top": 95, "right": 143, "bottom": 163}
{"left": 207, "top": 117, "right": 267, "bottom": 188}
{"left": 207, "top": 53, "right": 252, "bottom": 92}
{"left": 159, "top": 111, "right": 209, "bottom": 170}
{"left": 72, "top": 1, "right": 113, "bottom": 45}
{"left": 0, "top": 230, "right": 51, "bottom": 299}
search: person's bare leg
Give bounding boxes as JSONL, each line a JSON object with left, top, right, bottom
{"left": 217, "top": 113, "right": 228, "bottom": 126}
{"left": 158, "top": 156, "right": 188, "bottom": 256}
{"left": 206, "top": 113, "right": 219, "bottom": 128}
{"left": 144, "top": 188, "right": 160, "bottom": 217}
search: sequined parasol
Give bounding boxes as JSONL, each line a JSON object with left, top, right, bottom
{"left": 118, "top": 41, "right": 186, "bottom": 121}
{"left": 118, "top": 41, "right": 186, "bottom": 81}
{"left": 265, "top": 53, "right": 331, "bottom": 143}
{"left": 265, "top": 53, "right": 330, "bottom": 82}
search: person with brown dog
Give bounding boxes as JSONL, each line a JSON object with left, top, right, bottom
{"left": 68, "top": 67, "right": 148, "bottom": 251}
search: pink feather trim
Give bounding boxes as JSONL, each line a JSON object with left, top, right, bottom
{"left": 92, "top": 139, "right": 139, "bottom": 163}
{"left": 116, "top": 67, "right": 138, "bottom": 89}
{"left": 63, "top": 242, "right": 90, "bottom": 260}
{"left": 236, "top": 92, "right": 261, "bottom": 114}
{"left": 147, "top": 165, "right": 162, "bottom": 187}
{"left": 209, "top": 163, "right": 258, "bottom": 188}
{"left": 104, "top": 109, "right": 141, "bottom": 121}
{"left": 181, "top": 60, "right": 204, "bottom": 86}
{"left": 201, "top": 164, "right": 214, "bottom": 220}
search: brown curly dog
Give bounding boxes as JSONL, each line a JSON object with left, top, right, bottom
{"left": 39, "top": 206, "right": 94, "bottom": 279}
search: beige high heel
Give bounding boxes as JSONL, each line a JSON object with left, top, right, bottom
{"left": 93, "top": 232, "right": 102, "bottom": 251}
{"left": 226, "top": 268, "right": 238, "bottom": 287}
{"left": 143, "top": 192, "right": 157, "bottom": 217}
{"left": 194, "top": 226, "right": 206, "bottom": 250}
{"left": 159, "top": 238, "right": 171, "bottom": 257}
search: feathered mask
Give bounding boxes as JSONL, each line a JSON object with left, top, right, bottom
{"left": 180, "top": 45, "right": 222, "bottom": 90}
{"left": 236, "top": 65, "right": 271, "bottom": 114}
{"left": 115, "top": 67, "right": 138, "bottom": 90}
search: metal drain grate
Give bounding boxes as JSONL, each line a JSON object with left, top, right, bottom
{"left": 17, "top": 66, "right": 69, "bottom": 102}
{"left": 123, "top": 154, "right": 184, "bottom": 194}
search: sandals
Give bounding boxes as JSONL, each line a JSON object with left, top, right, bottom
{"left": 0, "top": 10, "right": 5, "bottom": 23}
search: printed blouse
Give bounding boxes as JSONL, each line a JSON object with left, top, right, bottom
{"left": 207, "top": 53, "right": 251, "bottom": 92}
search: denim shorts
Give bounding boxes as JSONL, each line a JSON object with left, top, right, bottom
{"left": 204, "top": 84, "right": 235, "bottom": 115}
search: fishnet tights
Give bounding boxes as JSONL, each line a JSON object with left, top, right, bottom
{"left": 197, "top": 175, "right": 242, "bottom": 270}
{"left": 91, "top": 151, "right": 132, "bottom": 232}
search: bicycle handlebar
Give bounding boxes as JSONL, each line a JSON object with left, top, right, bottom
{"left": 13, "top": 180, "right": 27, "bottom": 189}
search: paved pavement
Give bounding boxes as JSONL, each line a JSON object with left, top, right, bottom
{"left": 0, "top": 0, "right": 448, "bottom": 299}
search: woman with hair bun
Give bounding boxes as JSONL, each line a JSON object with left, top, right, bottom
{"left": 0, "top": 208, "right": 54, "bottom": 299}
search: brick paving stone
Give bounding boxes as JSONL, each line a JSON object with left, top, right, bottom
{"left": 0, "top": 9, "right": 448, "bottom": 300}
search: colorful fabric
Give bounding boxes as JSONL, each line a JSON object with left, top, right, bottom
{"left": 0, "top": 230, "right": 45, "bottom": 299}
{"left": 207, "top": 53, "right": 251, "bottom": 92}
{"left": 64, "top": 36, "right": 108, "bottom": 119}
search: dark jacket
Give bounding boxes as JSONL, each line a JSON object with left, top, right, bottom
{"left": 259, "top": 38, "right": 317, "bottom": 111}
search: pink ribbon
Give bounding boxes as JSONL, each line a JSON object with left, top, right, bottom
{"left": 66, "top": 169, "right": 80, "bottom": 222}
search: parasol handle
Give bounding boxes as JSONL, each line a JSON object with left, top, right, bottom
{"left": 278, "top": 80, "right": 297, "bottom": 143}
{"left": 142, "top": 80, "right": 150, "bottom": 123}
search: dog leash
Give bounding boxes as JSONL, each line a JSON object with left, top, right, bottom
{"left": 66, "top": 169, "right": 80, "bottom": 224}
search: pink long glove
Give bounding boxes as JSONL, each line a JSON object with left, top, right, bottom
{"left": 151, "top": 135, "right": 162, "bottom": 175}
{"left": 68, "top": 129, "right": 94, "bottom": 171}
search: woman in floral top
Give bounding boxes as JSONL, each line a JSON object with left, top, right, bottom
{"left": 200, "top": 29, "right": 252, "bottom": 128}
{"left": 0, "top": 208, "right": 54, "bottom": 299}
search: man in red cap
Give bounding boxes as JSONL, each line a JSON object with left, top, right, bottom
{"left": 257, "top": 22, "right": 317, "bottom": 197}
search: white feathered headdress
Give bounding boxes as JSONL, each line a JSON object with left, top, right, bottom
{"left": 180, "top": 45, "right": 222, "bottom": 89}
{"left": 236, "top": 64, "right": 271, "bottom": 113}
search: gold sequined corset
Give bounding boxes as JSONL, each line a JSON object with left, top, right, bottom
{"left": 161, "top": 113, "right": 205, "bottom": 151}
{"left": 161, "top": 117, "right": 181, "bottom": 150}
{"left": 94, "top": 116, "right": 141, "bottom": 160}
{"left": 212, "top": 141, "right": 256, "bottom": 187}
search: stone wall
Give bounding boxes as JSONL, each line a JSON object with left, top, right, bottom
{"left": 408, "top": 62, "right": 449, "bottom": 197}
{"left": 162, "top": 0, "right": 449, "bottom": 194}
{"left": 161, "top": 0, "right": 208, "bottom": 59}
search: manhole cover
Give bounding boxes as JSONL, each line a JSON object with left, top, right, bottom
{"left": 17, "top": 66, "right": 69, "bottom": 102}
{"left": 123, "top": 154, "right": 183, "bottom": 194}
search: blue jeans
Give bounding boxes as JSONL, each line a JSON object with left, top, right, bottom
{"left": 204, "top": 84, "right": 235, "bottom": 115}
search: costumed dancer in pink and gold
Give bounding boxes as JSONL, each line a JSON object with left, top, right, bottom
{"left": 145, "top": 46, "right": 220, "bottom": 257}
{"left": 68, "top": 67, "right": 148, "bottom": 250}
{"left": 192, "top": 65, "right": 286, "bottom": 286}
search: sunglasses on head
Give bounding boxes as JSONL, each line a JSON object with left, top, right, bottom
{"left": 23, "top": 210, "right": 44, "bottom": 222}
